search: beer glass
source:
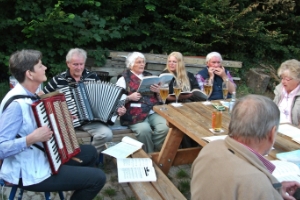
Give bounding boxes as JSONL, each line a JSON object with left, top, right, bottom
{"left": 212, "top": 110, "right": 222, "bottom": 132}
{"left": 173, "top": 80, "right": 182, "bottom": 105}
{"left": 222, "top": 81, "right": 229, "bottom": 100}
{"left": 159, "top": 83, "right": 169, "bottom": 110}
{"left": 204, "top": 78, "right": 213, "bottom": 103}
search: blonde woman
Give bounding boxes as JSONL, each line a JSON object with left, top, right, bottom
{"left": 273, "top": 59, "right": 300, "bottom": 127}
{"left": 162, "top": 52, "right": 200, "bottom": 102}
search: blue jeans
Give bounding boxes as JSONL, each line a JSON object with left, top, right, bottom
{"left": 20, "top": 145, "right": 106, "bottom": 200}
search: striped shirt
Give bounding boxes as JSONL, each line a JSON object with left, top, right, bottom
{"left": 43, "top": 69, "right": 99, "bottom": 93}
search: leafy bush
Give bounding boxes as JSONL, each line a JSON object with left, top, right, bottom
{"left": 0, "top": 0, "right": 299, "bottom": 81}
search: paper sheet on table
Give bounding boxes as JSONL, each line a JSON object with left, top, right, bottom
{"left": 277, "top": 124, "right": 300, "bottom": 138}
{"left": 220, "top": 101, "right": 230, "bottom": 108}
{"left": 202, "top": 135, "right": 227, "bottom": 143}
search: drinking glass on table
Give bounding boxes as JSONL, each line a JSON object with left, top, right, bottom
{"left": 173, "top": 80, "right": 182, "bottom": 105}
{"left": 159, "top": 83, "right": 169, "bottom": 110}
{"left": 222, "top": 81, "right": 229, "bottom": 100}
{"left": 204, "top": 78, "right": 213, "bottom": 103}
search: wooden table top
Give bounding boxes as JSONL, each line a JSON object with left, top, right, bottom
{"left": 153, "top": 101, "right": 300, "bottom": 157}
{"left": 153, "top": 101, "right": 231, "bottom": 147}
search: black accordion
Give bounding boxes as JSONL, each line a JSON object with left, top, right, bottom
{"left": 59, "top": 81, "right": 125, "bottom": 127}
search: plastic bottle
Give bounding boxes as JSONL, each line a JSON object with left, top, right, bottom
{"left": 229, "top": 91, "right": 236, "bottom": 113}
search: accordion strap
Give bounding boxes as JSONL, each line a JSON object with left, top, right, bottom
{"left": 3, "top": 95, "right": 44, "bottom": 152}
{"left": 16, "top": 134, "right": 45, "bottom": 152}
{"left": 2, "top": 94, "right": 40, "bottom": 112}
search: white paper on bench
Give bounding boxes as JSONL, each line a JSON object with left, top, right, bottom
{"left": 102, "top": 136, "right": 143, "bottom": 158}
{"left": 117, "top": 158, "right": 157, "bottom": 183}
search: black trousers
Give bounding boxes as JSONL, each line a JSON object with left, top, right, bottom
{"left": 20, "top": 145, "right": 106, "bottom": 200}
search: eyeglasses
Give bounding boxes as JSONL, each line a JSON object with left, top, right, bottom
{"left": 280, "top": 76, "right": 293, "bottom": 81}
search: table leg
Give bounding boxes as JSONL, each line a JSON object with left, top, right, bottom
{"left": 152, "top": 125, "right": 184, "bottom": 174}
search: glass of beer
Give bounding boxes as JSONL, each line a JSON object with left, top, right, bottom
{"left": 204, "top": 78, "right": 213, "bottom": 103}
{"left": 212, "top": 110, "right": 222, "bottom": 132}
{"left": 222, "top": 81, "right": 229, "bottom": 100}
{"left": 159, "top": 83, "right": 169, "bottom": 110}
{"left": 173, "top": 80, "right": 182, "bottom": 105}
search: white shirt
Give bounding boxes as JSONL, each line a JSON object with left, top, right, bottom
{"left": 278, "top": 85, "right": 300, "bottom": 124}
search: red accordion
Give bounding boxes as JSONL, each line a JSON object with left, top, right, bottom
{"left": 31, "top": 92, "right": 80, "bottom": 174}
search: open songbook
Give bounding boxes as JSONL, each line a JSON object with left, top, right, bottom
{"left": 117, "top": 158, "right": 157, "bottom": 183}
{"left": 137, "top": 73, "right": 174, "bottom": 94}
{"left": 270, "top": 160, "right": 300, "bottom": 183}
{"left": 277, "top": 124, "right": 300, "bottom": 144}
{"left": 102, "top": 136, "right": 144, "bottom": 158}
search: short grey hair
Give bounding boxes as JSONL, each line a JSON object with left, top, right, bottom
{"left": 205, "top": 52, "right": 223, "bottom": 64}
{"left": 229, "top": 94, "right": 280, "bottom": 140}
{"left": 126, "top": 52, "right": 146, "bottom": 69}
{"left": 9, "top": 49, "right": 42, "bottom": 83}
{"left": 66, "top": 48, "right": 87, "bottom": 62}
{"left": 277, "top": 59, "right": 300, "bottom": 81}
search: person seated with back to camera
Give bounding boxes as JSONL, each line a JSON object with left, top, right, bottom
{"left": 161, "top": 51, "right": 201, "bottom": 103}
{"left": 0, "top": 49, "right": 106, "bottom": 200}
{"left": 191, "top": 94, "right": 300, "bottom": 200}
{"left": 195, "top": 51, "right": 236, "bottom": 100}
{"left": 115, "top": 52, "right": 169, "bottom": 153}
{"left": 273, "top": 59, "right": 300, "bottom": 127}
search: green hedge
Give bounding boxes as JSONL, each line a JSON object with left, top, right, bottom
{"left": 0, "top": 0, "right": 299, "bottom": 83}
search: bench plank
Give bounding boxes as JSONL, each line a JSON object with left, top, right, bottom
{"left": 131, "top": 149, "right": 187, "bottom": 200}
{"left": 88, "top": 50, "right": 242, "bottom": 81}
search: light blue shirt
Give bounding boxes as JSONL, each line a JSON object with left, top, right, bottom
{"left": 0, "top": 84, "right": 51, "bottom": 186}
{"left": 0, "top": 90, "right": 33, "bottom": 159}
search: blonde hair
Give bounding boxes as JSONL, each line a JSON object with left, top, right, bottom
{"left": 277, "top": 59, "right": 300, "bottom": 81}
{"left": 165, "top": 52, "right": 190, "bottom": 91}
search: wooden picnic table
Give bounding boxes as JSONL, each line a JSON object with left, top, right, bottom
{"left": 152, "top": 101, "right": 300, "bottom": 174}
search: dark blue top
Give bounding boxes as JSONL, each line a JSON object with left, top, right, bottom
{"left": 197, "top": 67, "right": 232, "bottom": 100}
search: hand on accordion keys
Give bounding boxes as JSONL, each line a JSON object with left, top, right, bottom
{"left": 28, "top": 125, "right": 53, "bottom": 145}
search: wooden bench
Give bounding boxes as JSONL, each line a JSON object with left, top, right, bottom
{"left": 129, "top": 149, "right": 187, "bottom": 200}
{"left": 86, "top": 51, "right": 243, "bottom": 83}
{"left": 103, "top": 134, "right": 187, "bottom": 200}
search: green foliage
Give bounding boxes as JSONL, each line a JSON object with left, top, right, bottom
{"left": 0, "top": 0, "right": 299, "bottom": 81}
{"left": 102, "top": 187, "right": 117, "bottom": 197}
{"left": 176, "top": 168, "right": 189, "bottom": 179}
{"left": 0, "top": 81, "right": 9, "bottom": 101}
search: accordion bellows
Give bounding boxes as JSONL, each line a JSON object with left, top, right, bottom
{"left": 59, "top": 81, "right": 125, "bottom": 127}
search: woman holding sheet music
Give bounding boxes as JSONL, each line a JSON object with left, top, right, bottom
{"left": 274, "top": 59, "right": 300, "bottom": 127}
{"left": 116, "top": 52, "right": 169, "bottom": 153}
{"left": 162, "top": 51, "right": 201, "bottom": 103}
{"left": 0, "top": 50, "right": 106, "bottom": 200}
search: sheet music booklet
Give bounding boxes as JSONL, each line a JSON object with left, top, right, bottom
{"left": 270, "top": 160, "right": 300, "bottom": 183}
{"left": 102, "top": 136, "right": 143, "bottom": 158}
{"left": 137, "top": 73, "right": 174, "bottom": 94}
{"left": 116, "top": 158, "right": 157, "bottom": 183}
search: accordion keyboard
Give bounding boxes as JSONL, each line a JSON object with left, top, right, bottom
{"left": 34, "top": 101, "right": 62, "bottom": 173}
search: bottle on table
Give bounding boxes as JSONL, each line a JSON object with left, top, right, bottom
{"left": 229, "top": 91, "right": 236, "bottom": 113}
